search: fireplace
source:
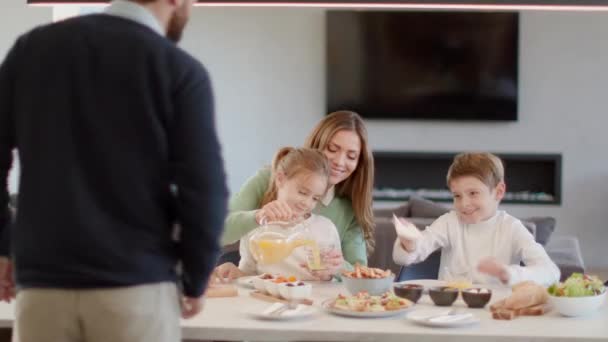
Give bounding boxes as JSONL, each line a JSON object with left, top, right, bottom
{"left": 373, "top": 151, "right": 561, "bottom": 205}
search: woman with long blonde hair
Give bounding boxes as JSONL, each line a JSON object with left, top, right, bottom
{"left": 220, "top": 111, "right": 374, "bottom": 270}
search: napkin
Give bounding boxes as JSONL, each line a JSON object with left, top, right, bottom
{"left": 263, "top": 302, "right": 286, "bottom": 315}
{"left": 393, "top": 214, "right": 422, "bottom": 241}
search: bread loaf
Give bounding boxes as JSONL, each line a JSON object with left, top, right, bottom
{"left": 490, "top": 281, "right": 550, "bottom": 320}
{"left": 492, "top": 308, "right": 518, "bottom": 320}
{"left": 504, "top": 282, "right": 548, "bottom": 310}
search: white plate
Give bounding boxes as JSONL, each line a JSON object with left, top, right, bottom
{"left": 247, "top": 303, "right": 317, "bottom": 321}
{"left": 237, "top": 276, "right": 256, "bottom": 289}
{"left": 321, "top": 299, "right": 414, "bottom": 318}
{"left": 407, "top": 308, "right": 480, "bottom": 327}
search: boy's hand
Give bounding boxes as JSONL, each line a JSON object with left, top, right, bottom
{"left": 477, "top": 257, "right": 510, "bottom": 284}
{"left": 399, "top": 236, "right": 417, "bottom": 253}
{"left": 393, "top": 215, "right": 420, "bottom": 253}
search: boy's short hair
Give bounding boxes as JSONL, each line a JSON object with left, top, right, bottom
{"left": 446, "top": 152, "right": 504, "bottom": 189}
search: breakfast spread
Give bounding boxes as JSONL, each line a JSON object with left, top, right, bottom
{"left": 548, "top": 273, "right": 606, "bottom": 297}
{"left": 332, "top": 291, "right": 413, "bottom": 312}
{"left": 490, "top": 281, "right": 549, "bottom": 320}
{"left": 342, "top": 263, "right": 393, "bottom": 279}
{"left": 250, "top": 273, "right": 314, "bottom": 305}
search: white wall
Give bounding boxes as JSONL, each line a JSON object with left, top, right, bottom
{"left": 181, "top": 8, "right": 608, "bottom": 270}
{"left": 181, "top": 8, "right": 327, "bottom": 194}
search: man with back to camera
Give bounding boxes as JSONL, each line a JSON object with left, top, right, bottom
{"left": 0, "top": 0, "right": 228, "bottom": 341}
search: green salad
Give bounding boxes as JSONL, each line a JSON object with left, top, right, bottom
{"left": 548, "top": 273, "right": 606, "bottom": 297}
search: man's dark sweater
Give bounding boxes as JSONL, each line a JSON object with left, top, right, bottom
{"left": 0, "top": 14, "right": 228, "bottom": 297}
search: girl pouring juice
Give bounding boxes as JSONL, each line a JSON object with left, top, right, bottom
{"left": 214, "top": 147, "right": 343, "bottom": 281}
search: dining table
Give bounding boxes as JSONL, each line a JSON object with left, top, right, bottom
{"left": 0, "top": 279, "right": 607, "bottom": 342}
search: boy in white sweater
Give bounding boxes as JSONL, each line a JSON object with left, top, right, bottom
{"left": 393, "top": 152, "right": 560, "bottom": 286}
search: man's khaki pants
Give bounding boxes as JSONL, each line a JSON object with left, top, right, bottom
{"left": 13, "top": 282, "right": 181, "bottom": 342}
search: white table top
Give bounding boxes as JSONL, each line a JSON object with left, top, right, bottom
{"left": 1, "top": 280, "right": 607, "bottom": 342}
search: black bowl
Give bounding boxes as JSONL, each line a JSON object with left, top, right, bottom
{"left": 462, "top": 288, "right": 492, "bottom": 308}
{"left": 428, "top": 286, "right": 459, "bottom": 306}
{"left": 393, "top": 284, "right": 424, "bottom": 303}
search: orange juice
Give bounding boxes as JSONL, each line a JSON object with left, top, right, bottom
{"left": 250, "top": 238, "right": 323, "bottom": 268}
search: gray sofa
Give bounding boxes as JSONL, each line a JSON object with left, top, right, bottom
{"left": 368, "top": 196, "right": 585, "bottom": 282}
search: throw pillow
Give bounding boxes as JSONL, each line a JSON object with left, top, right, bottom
{"left": 374, "top": 202, "right": 410, "bottom": 218}
{"left": 519, "top": 220, "right": 537, "bottom": 240}
{"left": 408, "top": 195, "right": 449, "bottom": 218}
{"left": 522, "top": 216, "right": 556, "bottom": 246}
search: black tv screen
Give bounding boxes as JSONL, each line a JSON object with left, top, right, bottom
{"left": 326, "top": 11, "right": 519, "bottom": 121}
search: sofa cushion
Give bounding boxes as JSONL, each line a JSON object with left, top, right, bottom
{"left": 374, "top": 202, "right": 410, "bottom": 219}
{"left": 368, "top": 217, "right": 401, "bottom": 275}
{"left": 409, "top": 196, "right": 449, "bottom": 218}
{"left": 408, "top": 217, "right": 436, "bottom": 230}
{"left": 521, "top": 216, "right": 556, "bottom": 246}
{"left": 519, "top": 220, "right": 537, "bottom": 240}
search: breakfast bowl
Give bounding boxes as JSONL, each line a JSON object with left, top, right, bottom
{"left": 253, "top": 273, "right": 274, "bottom": 293}
{"left": 549, "top": 291, "right": 606, "bottom": 317}
{"left": 278, "top": 281, "right": 312, "bottom": 301}
{"left": 342, "top": 273, "right": 395, "bottom": 296}
{"left": 428, "top": 286, "right": 459, "bottom": 306}
{"left": 462, "top": 288, "right": 492, "bottom": 308}
{"left": 393, "top": 283, "right": 424, "bottom": 303}
{"left": 548, "top": 273, "right": 607, "bottom": 317}
{"left": 264, "top": 276, "right": 295, "bottom": 298}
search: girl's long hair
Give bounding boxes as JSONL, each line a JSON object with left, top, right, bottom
{"left": 260, "top": 147, "right": 331, "bottom": 207}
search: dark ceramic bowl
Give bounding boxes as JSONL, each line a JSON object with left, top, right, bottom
{"left": 462, "top": 288, "right": 492, "bottom": 308}
{"left": 393, "top": 283, "right": 424, "bottom": 303}
{"left": 428, "top": 286, "right": 459, "bottom": 306}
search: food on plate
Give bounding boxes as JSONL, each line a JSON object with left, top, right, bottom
{"left": 548, "top": 273, "right": 606, "bottom": 297}
{"left": 332, "top": 291, "right": 412, "bottom": 312}
{"left": 342, "top": 263, "right": 393, "bottom": 279}
{"left": 258, "top": 273, "right": 274, "bottom": 280}
{"left": 490, "top": 281, "right": 549, "bottom": 320}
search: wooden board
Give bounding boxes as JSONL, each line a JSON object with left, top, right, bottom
{"left": 250, "top": 290, "right": 313, "bottom": 305}
{"left": 205, "top": 284, "right": 238, "bottom": 298}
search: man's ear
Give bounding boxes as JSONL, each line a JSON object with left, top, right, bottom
{"left": 494, "top": 181, "right": 506, "bottom": 201}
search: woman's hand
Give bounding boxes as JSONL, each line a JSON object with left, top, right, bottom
{"left": 477, "top": 257, "right": 510, "bottom": 284}
{"left": 255, "top": 200, "right": 296, "bottom": 224}
{"left": 211, "top": 262, "right": 244, "bottom": 283}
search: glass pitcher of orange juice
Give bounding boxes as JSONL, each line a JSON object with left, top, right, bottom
{"left": 249, "top": 220, "right": 324, "bottom": 270}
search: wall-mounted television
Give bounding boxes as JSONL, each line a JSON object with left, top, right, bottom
{"left": 326, "top": 11, "right": 519, "bottom": 121}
